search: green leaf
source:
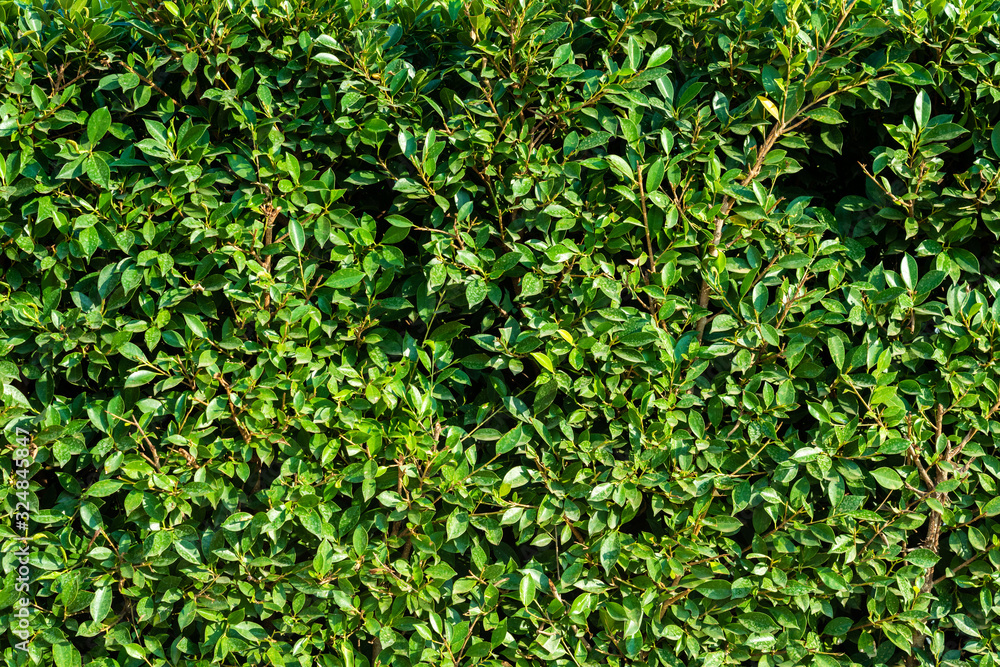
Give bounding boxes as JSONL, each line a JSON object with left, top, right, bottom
{"left": 178, "top": 124, "right": 207, "bottom": 152}
{"left": 543, "top": 204, "right": 574, "bottom": 218}
{"left": 222, "top": 512, "right": 253, "bottom": 531}
{"left": 823, "top": 617, "right": 854, "bottom": 636}
{"left": 739, "top": 612, "right": 780, "bottom": 634}
{"left": 496, "top": 426, "right": 522, "bottom": 456}
{"left": 31, "top": 84, "right": 47, "bottom": 109}
{"left": 695, "top": 580, "right": 731, "bottom": 599}
{"left": 950, "top": 248, "right": 980, "bottom": 274}
{"left": 905, "top": 548, "right": 940, "bottom": 568}
{"left": 446, "top": 512, "right": 468, "bottom": 541}
{"left": 78, "top": 226, "right": 100, "bottom": 258}
{"left": 817, "top": 569, "right": 851, "bottom": 592}
{"left": 385, "top": 214, "right": 413, "bottom": 229}
{"left": 124, "top": 370, "right": 157, "bottom": 388}
{"left": 901, "top": 254, "right": 917, "bottom": 289}
{"left": 935, "top": 478, "right": 960, "bottom": 493}
{"left": 605, "top": 154, "right": 634, "bottom": 182}
{"left": 361, "top": 118, "right": 390, "bottom": 147}
{"left": 828, "top": 336, "right": 845, "bottom": 371}
{"left": 914, "top": 90, "right": 930, "bottom": 129}
{"left": 91, "top": 586, "right": 112, "bottom": 623}
{"left": 991, "top": 123, "right": 1000, "bottom": 159}
{"left": 921, "top": 123, "right": 967, "bottom": 143}
{"left": 183, "top": 313, "right": 209, "bottom": 339}
{"left": 804, "top": 107, "right": 846, "bottom": 124}
{"left": 677, "top": 81, "right": 705, "bottom": 109}
{"left": 915, "top": 270, "right": 945, "bottom": 294}
{"left": 540, "top": 21, "right": 567, "bottom": 42}
{"left": 859, "top": 630, "right": 876, "bottom": 656}
{"left": 86, "top": 154, "right": 111, "bottom": 189}
{"left": 182, "top": 51, "right": 198, "bottom": 74}
{"left": 502, "top": 466, "right": 530, "bottom": 488}
{"left": 399, "top": 129, "right": 416, "bottom": 158}
{"left": 146, "top": 531, "right": 172, "bottom": 558}
{"left": 647, "top": 45, "right": 673, "bottom": 68}
{"left": 519, "top": 574, "right": 536, "bottom": 606}
{"left": 777, "top": 253, "right": 811, "bottom": 269}
{"left": 807, "top": 402, "right": 831, "bottom": 424}
{"left": 529, "top": 351, "right": 554, "bottom": 373}
{"left": 712, "top": 91, "right": 730, "bottom": 124}
{"left": 599, "top": 532, "right": 621, "bottom": 575}
{"left": 889, "top": 62, "right": 933, "bottom": 85}
{"left": 645, "top": 157, "right": 664, "bottom": 192}
{"left": 289, "top": 219, "right": 305, "bottom": 252}
{"left": 145, "top": 327, "right": 161, "bottom": 350}
{"left": 467, "top": 278, "right": 488, "bottom": 308}
{"left": 871, "top": 287, "right": 906, "bottom": 304}
{"left": 314, "top": 216, "right": 331, "bottom": 247}
{"left": 426, "top": 562, "right": 457, "bottom": 580}
{"left": 951, "top": 614, "right": 981, "bottom": 638}
{"left": 791, "top": 447, "right": 825, "bottom": 462}
{"left": 227, "top": 153, "right": 256, "bottom": 178}
{"left": 352, "top": 525, "right": 368, "bottom": 557}
{"left": 577, "top": 131, "right": 611, "bottom": 152}
{"left": 429, "top": 321, "right": 466, "bottom": 341}
{"left": 85, "top": 479, "right": 124, "bottom": 497}
{"left": 871, "top": 467, "right": 903, "bottom": 490}
{"left": 313, "top": 53, "right": 341, "bottom": 65}
{"left": 88, "top": 107, "right": 112, "bottom": 144}
{"left": 746, "top": 635, "right": 776, "bottom": 651}
{"left": 328, "top": 267, "right": 364, "bottom": 289}
{"left": 982, "top": 497, "right": 1000, "bottom": 516}
{"left": 54, "top": 643, "right": 82, "bottom": 667}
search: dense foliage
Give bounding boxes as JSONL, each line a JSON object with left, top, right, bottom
{"left": 2, "top": 0, "right": 1000, "bottom": 665}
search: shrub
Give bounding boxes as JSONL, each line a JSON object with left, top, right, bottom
{"left": 1, "top": 0, "right": 1000, "bottom": 666}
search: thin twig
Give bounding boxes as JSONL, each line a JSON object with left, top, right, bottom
{"left": 695, "top": 121, "right": 785, "bottom": 341}
{"left": 261, "top": 204, "right": 282, "bottom": 310}
{"left": 107, "top": 411, "right": 161, "bottom": 470}
{"left": 636, "top": 163, "right": 658, "bottom": 317}
{"left": 931, "top": 544, "right": 997, "bottom": 586}
{"left": 214, "top": 372, "right": 251, "bottom": 444}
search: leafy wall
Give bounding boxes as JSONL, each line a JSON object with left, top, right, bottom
{"left": 1, "top": 0, "right": 1000, "bottom": 666}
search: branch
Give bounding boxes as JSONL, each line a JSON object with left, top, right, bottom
{"left": 107, "top": 411, "right": 161, "bottom": 470}
{"left": 695, "top": 120, "right": 785, "bottom": 341}
{"left": 947, "top": 395, "right": 1000, "bottom": 462}
{"left": 636, "top": 163, "right": 659, "bottom": 318}
{"left": 120, "top": 61, "right": 180, "bottom": 108}
{"left": 214, "top": 372, "right": 251, "bottom": 444}
{"left": 931, "top": 544, "right": 997, "bottom": 586}
{"left": 261, "top": 204, "right": 282, "bottom": 310}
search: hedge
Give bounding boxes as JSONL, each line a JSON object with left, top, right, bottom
{"left": 1, "top": 0, "right": 1000, "bottom": 666}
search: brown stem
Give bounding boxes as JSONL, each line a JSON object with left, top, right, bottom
{"left": 931, "top": 544, "right": 997, "bottom": 587}
{"left": 83, "top": 528, "right": 101, "bottom": 553}
{"left": 695, "top": 121, "right": 786, "bottom": 341}
{"left": 948, "top": 395, "right": 1000, "bottom": 461}
{"left": 803, "top": 0, "right": 857, "bottom": 83}
{"left": 107, "top": 411, "right": 161, "bottom": 470}
{"left": 215, "top": 372, "right": 251, "bottom": 445}
{"left": 907, "top": 441, "right": 936, "bottom": 492}
{"left": 908, "top": 396, "right": 1000, "bottom": 663}
{"left": 120, "top": 62, "right": 180, "bottom": 108}
{"left": 636, "top": 163, "right": 658, "bottom": 317}
{"left": 261, "top": 204, "right": 282, "bottom": 310}
{"left": 401, "top": 538, "right": 412, "bottom": 561}
{"left": 564, "top": 517, "right": 588, "bottom": 545}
